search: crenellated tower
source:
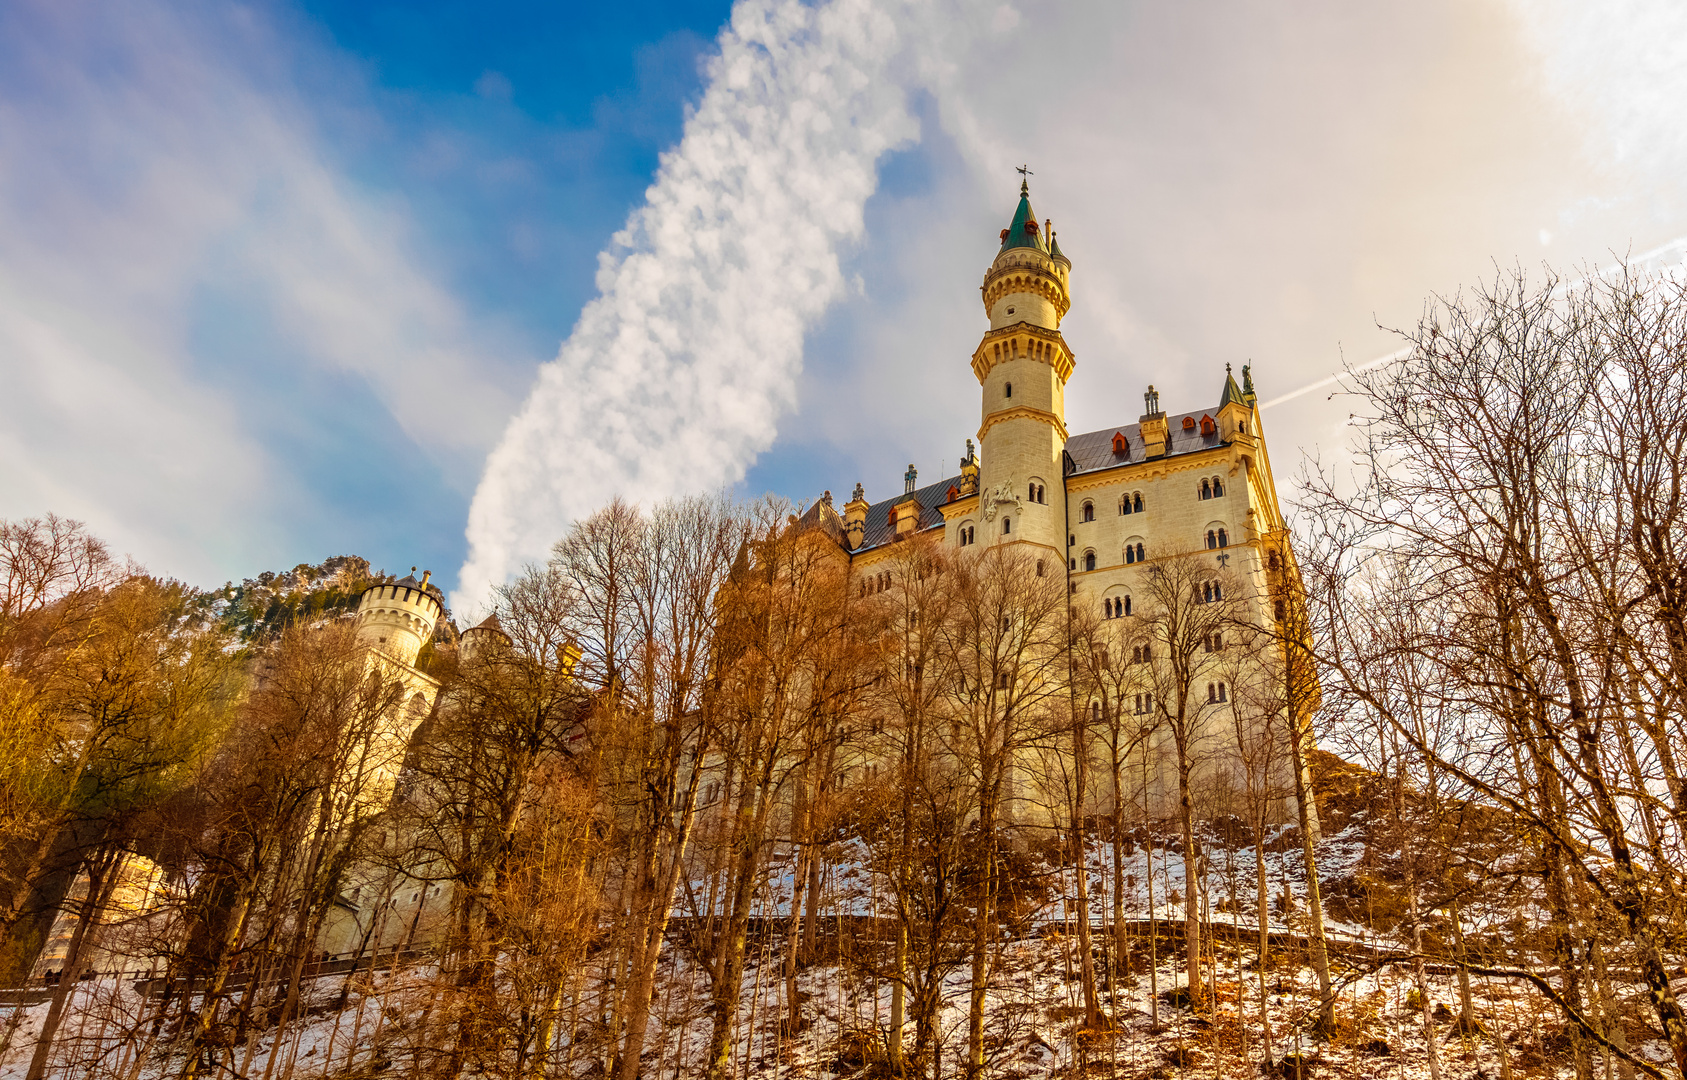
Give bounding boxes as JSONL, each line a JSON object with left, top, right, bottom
{"left": 354, "top": 569, "right": 444, "bottom": 669}
{"left": 971, "top": 178, "right": 1074, "bottom": 555}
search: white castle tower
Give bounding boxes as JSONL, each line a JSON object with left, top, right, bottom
{"left": 972, "top": 175, "right": 1074, "bottom": 559}
{"left": 353, "top": 568, "right": 444, "bottom": 668}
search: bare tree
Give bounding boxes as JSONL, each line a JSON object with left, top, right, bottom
{"left": 1302, "top": 262, "right": 1687, "bottom": 1077}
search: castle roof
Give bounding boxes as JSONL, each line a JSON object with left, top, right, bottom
{"left": 1065, "top": 398, "right": 1237, "bottom": 478}
{"left": 849, "top": 474, "right": 966, "bottom": 554}
{"left": 998, "top": 182, "right": 1048, "bottom": 255}
{"left": 1219, "top": 366, "right": 1246, "bottom": 409}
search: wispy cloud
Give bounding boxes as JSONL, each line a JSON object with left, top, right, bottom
{"left": 456, "top": 0, "right": 928, "bottom": 610}
{"left": 0, "top": 0, "right": 516, "bottom": 580}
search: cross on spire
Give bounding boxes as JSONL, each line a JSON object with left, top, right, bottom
{"left": 1016, "top": 163, "right": 1033, "bottom": 195}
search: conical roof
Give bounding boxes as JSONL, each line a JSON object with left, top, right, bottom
{"left": 1049, "top": 229, "right": 1067, "bottom": 263}
{"left": 998, "top": 181, "right": 1048, "bottom": 255}
{"left": 1219, "top": 365, "right": 1247, "bottom": 409}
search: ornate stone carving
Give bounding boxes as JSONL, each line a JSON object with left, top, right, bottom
{"left": 982, "top": 482, "right": 1023, "bottom": 522}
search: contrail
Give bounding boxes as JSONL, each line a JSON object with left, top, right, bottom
{"left": 1260, "top": 236, "right": 1687, "bottom": 411}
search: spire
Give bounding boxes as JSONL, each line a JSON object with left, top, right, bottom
{"left": 1049, "top": 224, "right": 1067, "bottom": 264}
{"left": 997, "top": 175, "right": 1048, "bottom": 255}
{"left": 1219, "top": 362, "right": 1247, "bottom": 409}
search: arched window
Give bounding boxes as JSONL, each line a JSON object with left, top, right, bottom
{"left": 1082, "top": 501, "right": 1095, "bottom": 522}
{"left": 1133, "top": 493, "right": 1144, "bottom": 513}
{"left": 1201, "top": 416, "right": 1216, "bottom": 436}
{"left": 1206, "top": 530, "right": 1217, "bottom": 549}
{"left": 1207, "top": 683, "right": 1217, "bottom": 703}
{"left": 1217, "top": 528, "right": 1228, "bottom": 547}
{"left": 1212, "top": 477, "right": 1225, "bottom": 497}
{"left": 1036, "top": 560, "right": 1045, "bottom": 577}
{"left": 1200, "top": 479, "right": 1212, "bottom": 500}
{"left": 1125, "top": 546, "right": 1136, "bottom": 565}
{"left": 1029, "top": 482, "right": 1036, "bottom": 502}
{"left": 1005, "top": 382, "right": 1013, "bottom": 399}
{"left": 1123, "top": 596, "right": 1133, "bottom": 616}
{"left": 1103, "top": 598, "right": 1113, "bottom": 619}
{"left": 1120, "top": 495, "right": 1131, "bottom": 516}
{"left": 1134, "top": 542, "right": 1145, "bottom": 563}
{"left": 1037, "top": 484, "right": 1046, "bottom": 504}
{"left": 1090, "top": 701, "right": 1101, "bottom": 723}
{"left": 1003, "top": 518, "right": 1012, "bottom": 535}
{"left": 1084, "top": 551, "right": 1096, "bottom": 572}
{"left": 1070, "top": 558, "right": 1076, "bottom": 571}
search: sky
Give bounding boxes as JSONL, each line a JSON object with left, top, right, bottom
{"left": 2, "top": 0, "right": 1685, "bottom": 615}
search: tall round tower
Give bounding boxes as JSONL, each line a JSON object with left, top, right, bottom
{"left": 971, "top": 178, "right": 1074, "bottom": 555}
{"left": 354, "top": 569, "right": 444, "bottom": 668}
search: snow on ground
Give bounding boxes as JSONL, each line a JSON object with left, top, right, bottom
{"left": 0, "top": 823, "right": 1644, "bottom": 1078}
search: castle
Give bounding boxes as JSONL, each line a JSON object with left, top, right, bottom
{"left": 794, "top": 178, "right": 1307, "bottom": 821}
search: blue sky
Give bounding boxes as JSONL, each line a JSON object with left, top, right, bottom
{"left": 3, "top": 0, "right": 1687, "bottom": 615}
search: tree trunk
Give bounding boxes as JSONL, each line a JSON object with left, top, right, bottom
{"left": 1285, "top": 714, "right": 1332, "bottom": 1031}
{"left": 26, "top": 846, "right": 120, "bottom": 1080}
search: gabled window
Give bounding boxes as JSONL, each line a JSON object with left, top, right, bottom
{"left": 1200, "top": 415, "right": 1216, "bottom": 436}
{"left": 1112, "top": 432, "right": 1128, "bottom": 454}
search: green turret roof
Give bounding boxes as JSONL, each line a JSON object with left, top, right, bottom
{"left": 1219, "top": 364, "right": 1247, "bottom": 409}
{"left": 1049, "top": 230, "right": 1066, "bottom": 262}
{"left": 999, "top": 181, "right": 1049, "bottom": 254}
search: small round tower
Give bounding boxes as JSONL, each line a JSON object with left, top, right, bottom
{"left": 354, "top": 568, "right": 445, "bottom": 668}
{"left": 458, "top": 613, "right": 511, "bottom": 662}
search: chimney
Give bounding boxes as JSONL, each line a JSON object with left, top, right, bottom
{"left": 1139, "top": 385, "right": 1168, "bottom": 459}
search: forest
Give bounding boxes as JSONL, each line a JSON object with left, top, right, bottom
{"left": 3, "top": 264, "right": 1687, "bottom": 1080}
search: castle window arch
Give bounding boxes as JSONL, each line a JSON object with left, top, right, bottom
{"left": 1123, "top": 538, "right": 1146, "bottom": 565}
{"left": 1003, "top": 517, "right": 1011, "bottom": 535}
{"left": 1200, "top": 479, "right": 1212, "bottom": 500}
{"left": 1083, "top": 550, "right": 1096, "bottom": 572}
{"left": 1005, "top": 381, "right": 1013, "bottom": 399}
{"left": 1212, "top": 476, "right": 1225, "bottom": 497}
{"left": 1204, "top": 523, "right": 1230, "bottom": 550}
{"left": 1081, "top": 500, "right": 1095, "bottom": 522}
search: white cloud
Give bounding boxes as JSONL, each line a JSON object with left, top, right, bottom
{"left": 0, "top": 1, "right": 516, "bottom": 580}
{"left": 456, "top": 0, "right": 931, "bottom": 610}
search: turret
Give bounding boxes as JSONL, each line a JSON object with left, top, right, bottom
{"left": 354, "top": 568, "right": 444, "bottom": 668}
{"left": 459, "top": 612, "right": 511, "bottom": 662}
{"left": 971, "top": 176, "right": 1074, "bottom": 554}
